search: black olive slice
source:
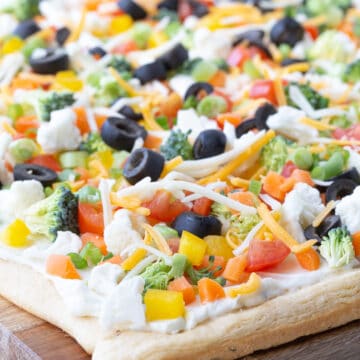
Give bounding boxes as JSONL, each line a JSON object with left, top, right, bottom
{"left": 270, "top": 17, "right": 304, "bottom": 47}
{"left": 13, "top": 20, "right": 40, "bottom": 39}
{"left": 280, "top": 58, "right": 307, "bottom": 67}
{"left": 317, "top": 215, "right": 342, "bottom": 238}
{"left": 13, "top": 164, "right": 58, "bottom": 187}
{"left": 172, "top": 211, "right": 222, "bottom": 238}
{"left": 117, "top": 0, "right": 147, "bottom": 20}
{"left": 183, "top": 82, "right": 214, "bottom": 100}
{"left": 133, "top": 60, "right": 167, "bottom": 84}
{"left": 29, "top": 48, "right": 69, "bottom": 74}
{"left": 89, "top": 46, "right": 107, "bottom": 58}
{"left": 304, "top": 225, "right": 322, "bottom": 244}
{"left": 123, "top": 148, "right": 165, "bottom": 184}
{"left": 118, "top": 105, "right": 143, "bottom": 121}
{"left": 55, "top": 27, "right": 71, "bottom": 46}
{"left": 193, "top": 129, "right": 226, "bottom": 159}
{"left": 232, "top": 30, "right": 265, "bottom": 47}
{"left": 101, "top": 117, "right": 147, "bottom": 151}
{"left": 158, "top": 0, "right": 179, "bottom": 11}
{"left": 329, "top": 167, "right": 360, "bottom": 184}
{"left": 235, "top": 118, "right": 257, "bottom": 138}
{"left": 158, "top": 43, "right": 188, "bottom": 71}
{"left": 254, "top": 102, "right": 276, "bottom": 130}
{"left": 325, "top": 179, "right": 357, "bottom": 203}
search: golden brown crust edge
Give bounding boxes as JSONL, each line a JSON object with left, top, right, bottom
{"left": 0, "top": 258, "right": 99, "bottom": 354}
{"left": 93, "top": 269, "right": 360, "bottom": 360}
{"left": 0, "top": 256, "right": 359, "bottom": 360}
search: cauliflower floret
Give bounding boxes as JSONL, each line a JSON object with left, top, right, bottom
{"left": 0, "top": 180, "right": 44, "bottom": 225}
{"left": 175, "top": 108, "right": 218, "bottom": 142}
{"left": 335, "top": 186, "right": 360, "bottom": 234}
{"left": 267, "top": 106, "right": 318, "bottom": 145}
{"left": 46, "top": 231, "right": 82, "bottom": 255}
{"left": 104, "top": 209, "right": 143, "bottom": 255}
{"left": 100, "top": 276, "right": 146, "bottom": 332}
{"left": 345, "top": 147, "right": 360, "bottom": 174}
{"left": 281, "top": 183, "right": 325, "bottom": 242}
{"left": 37, "top": 108, "right": 81, "bottom": 153}
{"left": 88, "top": 263, "right": 125, "bottom": 296}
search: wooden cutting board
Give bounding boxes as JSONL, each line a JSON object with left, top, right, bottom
{"left": 1, "top": 294, "right": 360, "bottom": 360}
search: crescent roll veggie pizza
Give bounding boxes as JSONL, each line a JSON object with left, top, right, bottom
{"left": 1, "top": 0, "right": 360, "bottom": 359}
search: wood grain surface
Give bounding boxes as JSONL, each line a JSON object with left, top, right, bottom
{"left": 0, "top": 295, "right": 359, "bottom": 360}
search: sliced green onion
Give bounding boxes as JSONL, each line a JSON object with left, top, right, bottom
{"left": 68, "top": 253, "right": 88, "bottom": 269}
{"left": 191, "top": 60, "right": 218, "bottom": 82}
{"left": 58, "top": 169, "right": 80, "bottom": 182}
{"left": 112, "top": 151, "right": 129, "bottom": 168}
{"left": 7, "top": 103, "right": 24, "bottom": 121}
{"left": 80, "top": 242, "right": 103, "bottom": 266}
{"left": 249, "top": 179, "right": 262, "bottom": 195}
{"left": 293, "top": 148, "right": 313, "bottom": 170}
{"left": 154, "top": 224, "right": 179, "bottom": 240}
{"left": 155, "top": 115, "right": 169, "bottom": 130}
{"left": 9, "top": 138, "right": 37, "bottom": 163}
{"left": 196, "top": 95, "right": 227, "bottom": 118}
{"left": 243, "top": 60, "right": 261, "bottom": 80}
{"left": 77, "top": 185, "right": 101, "bottom": 203}
{"left": 59, "top": 151, "right": 88, "bottom": 169}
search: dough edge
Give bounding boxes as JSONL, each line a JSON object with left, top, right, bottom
{"left": 0, "top": 257, "right": 359, "bottom": 360}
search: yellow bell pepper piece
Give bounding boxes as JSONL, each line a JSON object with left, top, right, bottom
{"left": 1, "top": 219, "right": 30, "bottom": 247}
{"left": 178, "top": 231, "right": 207, "bottom": 266}
{"left": 109, "top": 15, "right": 133, "bottom": 35}
{"left": 121, "top": 248, "right": 147, "bottom": 271}
{"left": 227, "top": 273, "right": 262, "bottom": 298}
{"left": 2, "top": 37, "right": 24, "bottom": 55}
{"left": 204, "top": 235, "right": 234, "bottom": 261}
{"left": 144, "top": 289, "right": 185, "bottom": 321}
{"left": 148, "top": 32, "right": 168, "bottom": 48}
{"left": 55, "top": 71, "right": 83, "bottom": 91}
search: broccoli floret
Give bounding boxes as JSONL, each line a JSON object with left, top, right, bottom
{"left": 186, "top": 255, "right": 225, "bottom": 285}
{"left": 160, "top": 129, "right": 193, "bottom": 161}
{"left": 211, "top": 202, "right": 232, "bottom": 219}
{"left": 319, "top": 227, "right": 355, "bottom": 268}
{"left": 285, "top": 83, "right": 329, "bottom": 110}
{"left": 229, "top": 214, "right": 260, "bottom": 242}
{"left": 24, "top": 185, "right": 79, "bottom": 242}
{"left": 140, "top": 254, "right": 187, "bottom": 291}
{"left": 107, "top": 56, "right": 132, "bottom": 78}
{"left": 3, "top": 0, "right": 40, "bottom": 21}
{"left": 260, "top": 136, "right": 288, "bottom": 173}
{"left": 343, "top": 59, "right": 360, "bottom": 83}
{"left": 38, "top": 92, "right": 75, "bottom": 122}
{"left": 80, "top": 133, "right": 111, "bottom": 154}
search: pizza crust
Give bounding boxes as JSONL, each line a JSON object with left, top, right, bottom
{"left": 0, "top": 257, "right": 359, "bottom": 359}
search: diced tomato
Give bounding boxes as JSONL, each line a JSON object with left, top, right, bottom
{"left": 78, "top": 202, "right": 104, "bottom": 236}
{"left": 333, "top": 124, "right": 360, "bottom": 141}
{"left": 227, "top": 45, "right": 251, "bottom": 68}
{"left": 304, "top": 25, "right": 319, "bottom": 40}
{"left": 27, "top": 154, "right": 62, "bottom": 172}
{"left": 112, "top": 40, "right": 138, "bottom": 55}
{"left": 142, "top": 190, "right": 190, "bottom": 223}
{"left": 246, "top": 238, "right": 291, "bottom": 272}
{"left": 178, "top": 0, "right": 193, "bottom": 22}
{"left": 281, "top": 161, "right": 298, "bottom": 178}
{"left": 249, "top": 80, "right": 277, "bottom": 105}
{"left": 192, "top": 197, "right": 213, "bottom": 216}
